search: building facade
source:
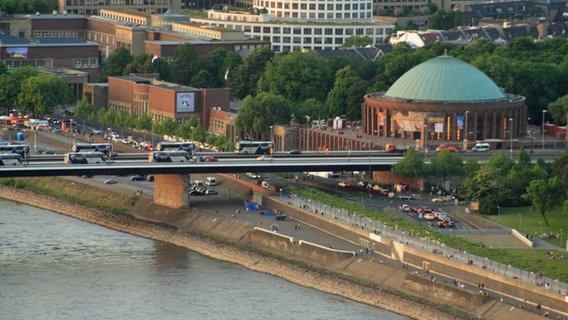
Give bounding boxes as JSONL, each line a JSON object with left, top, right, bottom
{"left": 107, "top": 76, "right": 231, "bottom": 129}
{"left": 361, "top": 55, "right": 527, "bottom": 150}
{"left": 190, "top": 0, "right": 394, "bottom": 53}
{"left": 57, "top": 0, "right": 182, "bottom": 16}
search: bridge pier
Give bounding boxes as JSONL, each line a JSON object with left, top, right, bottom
{"left": 154, "top": 174, "right": 190, "bottom": 209}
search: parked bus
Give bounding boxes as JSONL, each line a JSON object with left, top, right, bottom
{"left": 148, "top": 151, "right": 191, "bottom": 163}
{"left": 155, "top": 142, "right": 196, "bottom": 152}
{"left": 64, "top": 152, "right": 107, "bottom": 164}
{"left": 235, "top": 141, "right": 274, "bottom": 155}
{"left": 0, "top": 144, "right": 30, "bottom": 156}
{"left": 72, "top": 143, "right": 112, "bottom": 153}
{"left": 0, "top": 153, "right": 23, "bottom": 165}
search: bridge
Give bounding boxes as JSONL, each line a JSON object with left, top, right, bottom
{"left": 0, "top": 156, "right": 401, "bottom": 208}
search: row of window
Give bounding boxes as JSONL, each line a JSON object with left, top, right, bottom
{"left": 271, "top": 11, "right": 371, "bottom": 19}
{"left": 5, "top": 59, "right": 50, "bottom": 68}
{"left": 33, "top": 30, "right": 78, "bottom": 37}
{"left": 257, "top": 1, "right": 372, "bottom": 11}
{"left": 252, "top": 26, "right": 381, "bottom": 35}
{"left": 73, "top": 58, "right": 99, "bottom": 68}
{"left": 65, "top": 0, "right": 170, "bottom": 5}
{"left": 87, "top": 31, "right": 116, "bottom": 45}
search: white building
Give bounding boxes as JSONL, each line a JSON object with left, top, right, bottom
{"left": 190, "top": 0, "right": 394, "bottom": 53}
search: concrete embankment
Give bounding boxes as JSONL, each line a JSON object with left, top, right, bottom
{"left": 1, "top": 185, "right": 465, "bottom": 320}
{"left": 2, "top": 178, "right": 554, "bottom": 320}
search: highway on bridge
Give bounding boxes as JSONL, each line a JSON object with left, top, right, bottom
{"left": 0, "top": 156, "right": 402, "bottom": 177}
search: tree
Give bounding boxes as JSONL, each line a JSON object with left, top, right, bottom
{"left": 342, "top": 36, "right": 373, "bottom": 48}
{"left": 228, "top": 46, "right": 274, "bottom": 99}
{"left": 171, "top": 43, "right": 198, "bottom": 85}
{"left": 428, "top": 149, "right": 464, "bottom": 187}
{"left": 325, "top": 65, "right": 367, "bottom": 119}
{"left": 548, "top": 95, "right": 568, "bottom": 126}
{"left": 235, "top": 92, "right": 292, "bottom": 139}
{"left": 392, "top": 151, "right": 426, "bottom": 179}
{"left": 526, "top": 177, "right": 565, "bottom": 226}
{"left": 260, "top": 51, "right": 332, "bottom": 102}
{"left": 15, "top": 74, "right": 72, "bottom": 117}
{"left": 190, "top": 70, "right": 215, "bottom": 88}
{"left": 135, "top": 114, "right": 153, "bottom": 131}
{"left": 124, "top": 53, "right": 155, "bottom": 75}
{"left": 98, "top": 48, "right": 133, "bottom": 82}
{"left": 0, "top": 74, "right": 20, "bottom": 114}
{"left": 427, "top": 9, "right": 463, "bottom": 30}
{"left": 75, "top": 97, "right": 95, "bottom": 127}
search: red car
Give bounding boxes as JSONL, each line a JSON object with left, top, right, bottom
{"left": 435, "top": 144, "right": 457, "bottom": 152}
{"left": 202, "top": 156, "right": 218, "bottom": 162}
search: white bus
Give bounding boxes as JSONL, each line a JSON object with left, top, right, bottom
{"left": 72, "top": 143, "right": 112, "bottom": 153}
{"left": 148, "top": 151, "right": 191, "bottom": 163}
{"left": 235, "top": 141, "right": 274, "bottom": 155}
{"left": 0, "top": 144, "right": 30, "bottom": 156}
{"left": 0, "top": 153, "right": 23, "bottom": 165}
{"left": 64, "top": 152, "right": 107, "bottom": 164}
{"left": 155, "top": 142, "right": 196, "bottom": 152}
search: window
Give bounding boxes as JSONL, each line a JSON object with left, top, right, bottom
{"left": 273, "top": 36, "right": 281, "bottom": 42}
{"left": 263, "top": 27, "right": 270, "bottom": 33}
{"left": 283, "top": 36, "right": 290, "bottom": 43}
{"left": 303, "top": 28, "right": 312, "bottom": 35}
{"left": 253, "top": 26, "right": 260, "bottom": 32}
{"left": 283, "top": 27, "right": 291, "bottom": 34}
{"left": 293, "top": 37, "right": 301, "bottom": 43}
{"left": 293, "top": 28, "right": 301, "bottom": 35}
{"left": 273, "top": 27, "right": 280, "bottom": 34}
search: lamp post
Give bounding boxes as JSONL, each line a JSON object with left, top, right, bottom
{"left": 464, "top": 111, "right": 469, "bottom": 151}
{"left": 269, "top": 125, "right": 274, "bottom": 156}
{"left": 518, "top": 213, "right": 522, "bottom": 230}
{"left": 539, "top": 221, "right": 542, "bottom": 235}
{"left": 497, "top": 205, "right": 500, "bottom": 216}
{"left": 542, "top": 109, "right": 547, "bottom": 151}
{"left": 190, "top": 126, "right": 195, "bottom": 161}
{"left": 509, "top": 118, "right": 513, "bottom": 159}
{"left": 560, "top": 229, "right": 563, "bottom": 248}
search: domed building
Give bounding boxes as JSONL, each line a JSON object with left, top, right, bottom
{"left": 362, "top": 55, "right": 527, "bottom": 149}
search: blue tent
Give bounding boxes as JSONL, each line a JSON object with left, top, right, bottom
{"left": 245, "top": 202, "right": 260, "bottom": 211}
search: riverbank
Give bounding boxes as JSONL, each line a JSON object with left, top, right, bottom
{"left": 0, "top": 185, "right": 465, "bottom": 320}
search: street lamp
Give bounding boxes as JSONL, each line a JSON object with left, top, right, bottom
{"left": 560, "top": 229, "right": 563, "bottom": 248}
{"left": 509, "top": 118, "right": 513, "bottom": 159}
{"left": 269, "top": 125, "right": 274, "bottom": 155}
{"left": 539, "top": 221, "right": 542, "bottom": 235}
{"left": 542, "top": 109, "right": 547, "bottom": 151}
{"left": 518, "top": 213, "right": 522, "bottom": 230}
{"left": 190, "top": 126, "right": 195, "bottom": 161}
{"left": 497, "top": 205, "right": 500, "bottom": 216}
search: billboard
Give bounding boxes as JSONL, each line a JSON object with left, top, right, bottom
{"left": 7, "top": 47, "right": 28, "bottom": 59}
{"left": 176, "top": 92, "right": 195, "bottom": 113}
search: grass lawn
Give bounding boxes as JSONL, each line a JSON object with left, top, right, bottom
{"left": 486, "top": 206, "right": 568, "bottom": 248}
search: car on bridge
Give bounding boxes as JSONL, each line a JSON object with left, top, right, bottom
{"left": 104, "top": 178, "right": 118, "bottom": 184}
{"left": 129, "top": 175, "right": 146, "bottom": 181}
{"left": 435, "top": 144, "right": 457, "bottom": 152}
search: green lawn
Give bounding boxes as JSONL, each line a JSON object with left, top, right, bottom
{"left": 487, "top": 206, "right": 568, "bottom": 248}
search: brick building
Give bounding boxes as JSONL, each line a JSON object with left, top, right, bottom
{"left": 108, "top": 76, "right": 231, "bottom": 128}
{"left": 57, "top": 0, "right": 182, "bottom": 16}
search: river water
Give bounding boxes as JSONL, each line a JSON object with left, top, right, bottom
{"left": 0, "top": 199, "right": 408, "bottom": 320}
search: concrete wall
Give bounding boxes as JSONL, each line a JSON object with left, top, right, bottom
{"left": 153, "top": 174, "right": 189, "bottom": 209}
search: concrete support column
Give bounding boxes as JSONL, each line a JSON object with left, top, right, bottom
{"left": 154, "top": 174, "right": 190, "bottom": 209}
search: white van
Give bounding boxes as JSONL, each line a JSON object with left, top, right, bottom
{"left": 472, "top": 143, "right": 490, "bottom": 152}
{"left": 205, "top": 176, "right": 217, "bottom": 186}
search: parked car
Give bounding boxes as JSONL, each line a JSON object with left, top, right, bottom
{"left": 201, "top": 156, "right": 218, "bottom": 162}
{"left": 338, "top": 181, "right": 351, "bottom": 187}
{"left": 288, "top": 149, "right": 302, "bottom": 155}
{"left": 189, "top": 189, "right": 204, "bottom": 196}
{"left": 257, "top": 154, "right": 272, "bottom": 161}
{"left": 205, "top": 189, "right": 218, "bottom": 195}
{"left": 146, "top": 175, "right": 154, "bottom": 182}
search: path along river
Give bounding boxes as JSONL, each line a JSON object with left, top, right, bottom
{"left": 0, "top": 199, "right": 409, "bottom": 320}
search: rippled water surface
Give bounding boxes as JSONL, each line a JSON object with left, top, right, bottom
{"left": 0, "top": 199, "right": 409, "bottom": 320}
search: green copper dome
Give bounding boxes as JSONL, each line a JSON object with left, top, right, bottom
{"left": 385, "top": 56, "right": 505, "bottom": 102}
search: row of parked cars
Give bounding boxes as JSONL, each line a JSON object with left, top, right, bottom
{"left": 400, "top": 204, "right": 455, "bottom": 228}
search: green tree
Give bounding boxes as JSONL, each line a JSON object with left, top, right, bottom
{"left": 0, "top": 74, "right": 20, "bottom": 114}
{"left": 325, "top": 65, "right": 367, "bottom": 119}
{"left": 171, "top": 43, "right": 198, "bottom": 85}
{"left": 342, "top": 36, "right": 373, "bottom": 47}
{"left": 526, "top": 177, "right": 565, "bottom": 226}
{"left": 135, "top": 114, "right": 153, "bottom": 131}
{"left": 428, "top": 149, "right": 464, "bottom": 187}
{"left": 235, "top": 92, "right": 292, "bottom": 139}
{"left": 392, "top": 150, "right": 426, "bottom": 179}
{"left": 98, "top": 48, "right": 133, "bottom": 82}
{"left": 16, "top": 74, "right": 72, "bottom": 117}
{"left": 548, "top": 95, "right": 568, "bottom": 126}
{"left": 427, "top": 9, "right": 463, "bottom": 30}
{"left": 124, "top": 53, "right": 154, "bottom": 75}
{"left": 228, "top": 46, "right": 273, "bottom": 99}
{"left": 260, "top": 51, "right": 332, "bottom": 102}
{"left": 190, "top": 70, "right": 214, "bottom": 88}
{"left": 75, "top": 97, "right": 95, "bottom": 127}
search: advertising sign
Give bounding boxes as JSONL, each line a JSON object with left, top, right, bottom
{"left": 7, "top": 47, "right": 28, "bottom": 59}
{"left": 456, "top": 116, "right": 464, "bottom": 130}
{"left": 434, "top": 122, "right": 444, "bottom": 133}
{"left": 176, "top": 92, "right": 195, "bottom": 113}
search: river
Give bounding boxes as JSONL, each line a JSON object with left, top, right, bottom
{"left": 0, "top": 199, "right": 409, "bottom": 320}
